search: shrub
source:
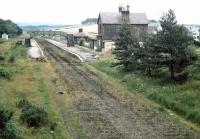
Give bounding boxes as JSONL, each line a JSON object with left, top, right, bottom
{"left": 0, "top": 108, "right": 13, "bottom": 129}
{"left": 0, "top": 68, "right": 12, "bottom": 79}
{"left": 194, "top": 40, "right": 200, "bottom": 47}
{"left": 16, "top": 41, "right": 22, "bottom": 45}
{"left": 0, "top": 122, "right": 19, "bottom": 139}
{"left": 18, "top": 99, "right": 48, "bottom": 127}
{"left": 0, "top": 55, "right": 5, "bottom": 61}
{"left": 0, "top": 107, "right": 19, "bottom": 139}
{"left": 21, "top": 106, "right": 48, "bottom": 127}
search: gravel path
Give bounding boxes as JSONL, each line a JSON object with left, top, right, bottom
{"left": 40, "top": 39, "right": 200, "bottom": 139}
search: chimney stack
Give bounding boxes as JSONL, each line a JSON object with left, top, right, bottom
{"left": 126, "top": 5, "right": 130, "bottom": 13}
{"left": 79, "top": 28, "right": 83, "bottom": 33}
{"left": 118, "top": 6, "right": 122, "bottom": 12}
{"left": 118, "top": 5, "right": 130, "bottom": 14}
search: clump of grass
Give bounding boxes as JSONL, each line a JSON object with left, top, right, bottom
{"left": 18, "top": 99, "right": 48, "bottom": 128}
{"left": 0, "top": 68, "right": 12, "bottom": 79}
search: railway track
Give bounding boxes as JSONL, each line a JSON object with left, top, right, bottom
{"left": 39, "top": 39, "right": 199, "bottom": 139}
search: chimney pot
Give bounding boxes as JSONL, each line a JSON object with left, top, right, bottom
{"left": 79, "top": 28, "right": 83, "bottom": 33}
{"left": 127, "top": 5, "right": 130, "bottom": 12}
{"left": 119, "top": 6, "right": 122, "bottom": 12}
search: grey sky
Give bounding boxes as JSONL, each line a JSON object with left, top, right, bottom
{"left": 0, "top": 0, "right": 199, "bottom": 25}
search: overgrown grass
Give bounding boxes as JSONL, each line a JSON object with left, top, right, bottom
{"left": 90, "top": 51, "right": 200, "bottom": 126}
{"left": 36, "top": 38, "right": 87, "bottom": 138}
{"left": 0, "top": 39, "right": 71, "bottom": 138}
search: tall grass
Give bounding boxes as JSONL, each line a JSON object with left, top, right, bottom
{"left": 0, "top": 39, "right": 71, "bottom": 138}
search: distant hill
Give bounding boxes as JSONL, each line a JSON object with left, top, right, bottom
{"left": 81, "top": 18, "right": 97, "bottom": 25}
{"left": 0, "top": 19, "right": 22, "bottom": 36}
{"left": 20, "top": 25, "right": 73, "bottom": 31}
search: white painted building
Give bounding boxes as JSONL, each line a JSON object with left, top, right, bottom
{"left": 192, "top": 30, "right": 199, "bottom": 41}
{"left": 184, "top": 25, "right": 200, "bottom": 41}
{"left": 2, "top": 33, "right": 8, "bottom": 40}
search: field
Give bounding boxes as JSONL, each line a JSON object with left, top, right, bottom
{"left": 56, "top": 24, "right": 97, "bottom": 34}
{"left": 90, "top": 48, "right": 200, "bottom": 130}
{"left": 0, "top": 39, "right": 71, "bottom": 138}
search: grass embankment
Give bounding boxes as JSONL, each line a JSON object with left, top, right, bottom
{"left": 90, "top": 50, "right": 200, "bottom": 128}
{"left": 0, "top": 39, "right": 71, "bottom": 138}
{"left": 36, "top": 38, "right": 87, "bottom": 138}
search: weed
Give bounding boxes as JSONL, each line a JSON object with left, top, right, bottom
{"left": 0, "top": 68, "right": 12, "bottom": 79}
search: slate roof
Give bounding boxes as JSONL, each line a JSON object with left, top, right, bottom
{"left": 98, "top": 12, "right": 148, "bottom": 25}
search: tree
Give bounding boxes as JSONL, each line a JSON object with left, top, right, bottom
{"left": 0, "top": 19, "right": 22, "bottom": 36}
{"left": 141, "top": 34, "right": 161, "bottom": 76}
{"left": 157, "top": 9, "right": 193, "bottom": 79}
{"left": 113, "top": 23, "right": 138, "bottom": 71}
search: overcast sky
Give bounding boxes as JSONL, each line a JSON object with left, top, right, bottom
{"left": 0, "top": 0, "right": 199, "bottom": 25}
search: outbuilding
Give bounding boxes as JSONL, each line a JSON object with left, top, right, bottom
{"left": 2, "top": 33, "right": 8, "bottom": 40}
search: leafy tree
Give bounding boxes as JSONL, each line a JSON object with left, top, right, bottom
{"left": 156, "top": 9, "right": 193, "bottom": 79}
{"left": 0, "top": 19, "right": 22, "bottom": 36}
{"left": 113, "top": 23, "right": 139, "bottom": 71}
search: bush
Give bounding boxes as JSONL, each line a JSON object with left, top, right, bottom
{"left": 18, "top": 99, "right": 48, "bottom": 127}
{"left": 16, "top": 41, "right": 22, "bottom": 45}
{"left": 186, "top": 45, "right": 198, "bottom": 63}
{"left": 0, "top": 122, "right": 19, "bottom": 139}
{"left": 0, "top": 55, "right": 5, "bottom": 61}
{"left": 0, "top": 68, "right": 12, "bottom": 79}
{"left": 0, "top": 107, "right": 19, "bottom": 139}
{"left": 0, "top": 108, "right": 13, "bottom": 129}
{"left": 194, "top": 40, "right": 200, "bottom": 47}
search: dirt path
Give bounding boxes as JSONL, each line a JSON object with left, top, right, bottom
{"left": 40, "top": 39, "right": 199, "bottom": 139}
